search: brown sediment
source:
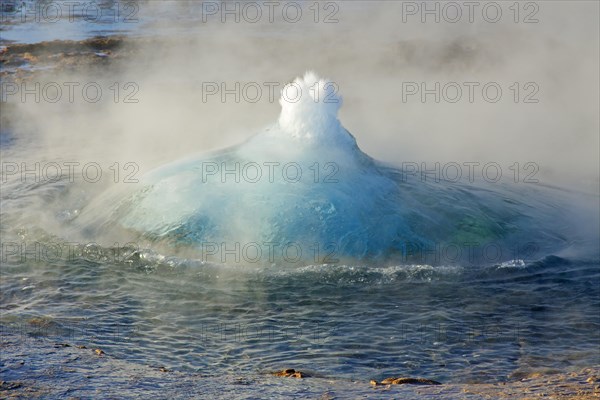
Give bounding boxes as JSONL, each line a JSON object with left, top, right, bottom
{"left": 0, "top": 35, "right": 136, "bottom": 89}
{"left": 0, "top": 381, "right": 23, "bottom": 390}
{"left": 457, "top": 368, "right": 600, "bottom": 399}
{"left": 0, "top": 333, "right": 598, "bottom": 399}
{"left": 27, "top": 316, "right": 54, "bottom": 328}
{"left": 1, "top": 36, "right": 126, "bottom": 57}
{"left": 272, "top": 368, "right": 309, "bottom": 378}
{"left": 378, "top": 377, "right": 442, "bottom": 385}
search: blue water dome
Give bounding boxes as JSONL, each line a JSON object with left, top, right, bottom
{"left": 76, "top": 73, "right": 572, "bottom": 265}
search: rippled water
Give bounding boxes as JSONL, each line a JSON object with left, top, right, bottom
{"left": 2, "top": 232, "right": 599, "bottom": 383}
{"left": 2, "top": 2, "right": 599, "bottom": 398}
{"left": 1, "top": 163, "right": 599, "bottom": 399}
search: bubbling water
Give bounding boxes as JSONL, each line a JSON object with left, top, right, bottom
{"left": 277, "top": 72, "right": 349, "bottom": 145}
{"left": 74, "top": 72, "right": 575, "bottom": 265}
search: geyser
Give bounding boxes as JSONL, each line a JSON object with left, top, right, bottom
{"left": 75, "top": 72, "right": 572, "bottom": 265}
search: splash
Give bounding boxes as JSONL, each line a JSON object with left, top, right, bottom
{"left": 277, "top": 72, "right": 349, "bottom": 146}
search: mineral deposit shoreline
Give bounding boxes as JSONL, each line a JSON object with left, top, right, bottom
{"left": 1, "top": 330, "right": 598, "bottom": 399}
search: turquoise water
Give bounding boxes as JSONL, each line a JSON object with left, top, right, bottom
{"left": 1, "top": 244, "right": 599, "bottom": 390}
{"left": 1, "top": 2, "right": 599, "bottom": 398}
{"left": 1, "top": 153, "right": 599, "bottom": 395}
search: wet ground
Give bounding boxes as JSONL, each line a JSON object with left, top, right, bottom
{"left": 1, "top": 330, "right": 598, "bottom": 399}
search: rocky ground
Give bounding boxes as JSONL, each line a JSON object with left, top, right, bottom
{"left": 0, "top": 35, "right": 137, "bottom": 142}
{"left": 1, "top": 329, "right": 598, "bottom": 399}
{"left": 1, "top": 36, "right": 128, "bottom": 80}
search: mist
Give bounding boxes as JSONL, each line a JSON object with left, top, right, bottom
{"left": 3, "top": 2, "right": 597, "bottom": 191}
{"left": 3, "top": 3, "right": 600, "bottom": 395}
{"left": 2, "top": 1, "right": 598, "bottom": 246}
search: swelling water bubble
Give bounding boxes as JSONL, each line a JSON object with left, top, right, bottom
{"left": 72, "top": 73, "right": 576, "bottom": 265}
